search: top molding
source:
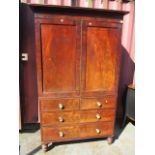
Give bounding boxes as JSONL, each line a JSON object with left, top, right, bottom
{"left": 25, "top": 3, "right": 128, "bottom": 18}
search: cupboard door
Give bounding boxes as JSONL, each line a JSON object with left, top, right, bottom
{"left": 36, "top": 19, "right": 81, "bottom": 97}
{"left": 81, "top": 21, "right": 121, "bottom": 96}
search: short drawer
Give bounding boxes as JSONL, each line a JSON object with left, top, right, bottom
{"left": 80, "top": 109, "right": 115, "bottom": 123}
{"left": 40, "top": 99, "right": 79, "bottom": 111}
{"left": 41, "top": 111, "right": 80, "bottom": 126}
{"left": 42, "top": 126, "right": 79, "bottom": 141}
{"left": 80, "top": 97, "right": 115, "bottom": 110}
{"left": 80, "top": 122, "right": 113, "bottom": 138}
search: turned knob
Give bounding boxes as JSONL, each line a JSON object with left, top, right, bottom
{"left": 96, "top": 128, "right": 101, "bottom": 134}
{"left": 58, "top": 103, "right": 64, "bottom": 109}
{"left": 88, "top": 22, "right": 92, "bottom": 26}
{"left": 105, "top": 99, "right": 108, "bottom": 103}
{"left": 59, "top": 131, "right": 64, "bottom": 137}
{"left": 60, "top": 19, "right": 64, "bottom": 22}
{"left": 96, "top": 101, "right": 102, "bottom": 107}
{"left": 96, "top": 114, "right": 101, "bottom": 119}
{"left": 58, "top": 117, "right": 64, "bottom": 122}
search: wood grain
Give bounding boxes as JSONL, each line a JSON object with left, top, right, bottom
{"left": 42, "top": 126, "right": 79, "bottom": 141}
{"left": 81, "top": 21, "right": 120, "bottom": 96}
{"left": 80, "top": 97, "right": 116, "bottom": 110}
{"left": 21, "top": 4, "right": 125, "bottom": 148}
{"left": 41, "top": 111, "right": 80, "bottom": 126}
{"left": 80, "top": 122, "right": 113, "bottom": 138}
{"left": 40, "top": 99, "right": 80, "bottom": 111}
{"left": 41, "top": 109, "right": 115, "bottom": 126}
{"left": 41, "top": 22, "right": 80, "bottom": 94}
{"left": 42, "top": 121, "right": 113, "bottom": 142}
{"left": 80, "top": 109, "right": 115, "bottom": 123}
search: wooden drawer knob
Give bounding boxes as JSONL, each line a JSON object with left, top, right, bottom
{"left": 96, "top": 101, "right": 102, "bottom": 107}
{"left": 105, "top": 99, "right": 108, "bottom": 103}
{"left": 59, "top": 131, "right": 64, "bottom": 137}
{"left": 60, "top": 19, "right": 64, "bottom": 22}
{"left": 58, "top": 117, "right": 64, "bottom": 122}
{"left": 96, "top": 128, "right": 101, "bottom": 134}
{"left": 58, "top": 103, "right": 64, "bottom": 109}
{"left": 96, "top": 114, "right": 101, "bottom": 119}
{"left": 88, "top": 22, "right": 92, "bottom": 26}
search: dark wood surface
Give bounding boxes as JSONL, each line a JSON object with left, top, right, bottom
{"left": 81, "top": 21, "right": 121, "bottom": 96}
{"left": 20, "top": 4, "right": 125, "bottom": 151}
{"left": 40, "top": 99, "right": 80, "bottom": 111}
{"left": 42, "top": 121, "right": 113, "bottom": 142}
{"left": 28, "top": 3, "right": 128, "bottom": 16}
{"left": 80, "top": 97, "right": 116, "bottom": 110}
{"left": 41, "top": 109, "right": 115, "bottom": 126}
{"left": 41, "top": 20, "right": 80, "bottom": 95}
{"left": 20, "top": 3, "right": 38, "bottom": 123}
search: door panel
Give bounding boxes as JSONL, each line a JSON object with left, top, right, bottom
{"left": 81, "top": 21, "right": 121, "bottom": 96}
{"left": 39, "top": 20, "right": 80, "bottom": 96}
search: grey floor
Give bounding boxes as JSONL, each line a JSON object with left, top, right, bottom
{"left": 19, "top": 122, "right": 135, "bottom": 155}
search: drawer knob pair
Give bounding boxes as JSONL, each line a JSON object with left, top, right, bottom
{"left": 58, "top": 103, "right": 64, "bottom": 109}
{"left": 96, "top": 99, "right": 108, "bottom": 107}
{"left": 96, "top": 114, "right": 101, "bottom": 119}
{"left": 58, "top": 117, "right": 64, "bottom": 122}
{"left": 96, "top": 128, "right": 101, "bottom": 134}
{"left": 59, "top": 131, "right": 64, "bottom": 137}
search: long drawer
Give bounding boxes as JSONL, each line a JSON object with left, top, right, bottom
{"left": 40, "top": 97, "right": 115, "bottom": 112}
{"left": 81, "top": 97, "right": 116, "bottom": 110}
{"left": 41, "top": 111, "right": 80, "bottom": 126}
{"left": 41, "top": 109, "right": 115, "bottom": 126}
{"left": 40, "top": 99, "right": 80, "bottom": 111}
{"left": 42, "top": 122, "right": 113, "bottom": 142}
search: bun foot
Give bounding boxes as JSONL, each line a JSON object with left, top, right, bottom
{"left": 107, "top": 137, "right": 113, "bottom": 144}
{"left": 42, "top": 144, "right": 48, "bottom": 152}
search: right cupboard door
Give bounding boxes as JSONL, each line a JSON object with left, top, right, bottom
{"left": 81, "top": 21, "right": 121, "bottom": 97}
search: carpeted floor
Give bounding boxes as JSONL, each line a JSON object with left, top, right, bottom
{"left": 19, "top": 122, "right": 135, "bottom": 155}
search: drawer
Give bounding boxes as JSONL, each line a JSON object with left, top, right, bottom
{"left": 41, "top": 111, "right": 80, "bottom": 126}
{"left": 80, "top": 109, "right": 115, "bottom": 123}
{"left": 40, "top": 99, "right": 79, "bottom": 111}
{"left": 42, "top": 126, "right": 79, "bottom": 141}
{"left": 80, "top": 97, "right": 115, "bottom": 110}
{"left": 80, "top": 122, "right": 113, "bottom": 138}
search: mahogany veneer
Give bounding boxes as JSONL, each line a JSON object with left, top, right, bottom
{"left": 21, "top": 3, "right": 127, "bottom": 152}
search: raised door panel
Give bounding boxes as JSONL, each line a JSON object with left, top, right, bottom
{"left": 36, "top": 19, "right": 81, "bottom": 97}
{"left": 81, "top": 21, "right": 121, "bottom": 97}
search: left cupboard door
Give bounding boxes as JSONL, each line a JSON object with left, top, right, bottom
{"left": 35, "top": 19, "right": 81, "bottom": 98}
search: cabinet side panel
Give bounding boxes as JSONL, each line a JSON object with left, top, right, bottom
{"left": 20, "top": 4, "right": 38, "bottom": 123}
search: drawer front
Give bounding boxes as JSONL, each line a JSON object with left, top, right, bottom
{"left": 42, "top": 126, "right": 79, "bottom": 141}
{"left": 41, "top": 111, "right": 80, "bottom": 126}
{"left": 81, "top": 97, "right": 115, "bottom": 110}
{"left": 42, "top": 122, "right": 113, "bottom": 142}
{"left": 80, "top": 122, "right": 113, "bottom": 138}
{"left": 80, "top": 109, "right": 115, "bottom": 123}
{"left": 40, "top": 99, "right": 79, "bottom": 111}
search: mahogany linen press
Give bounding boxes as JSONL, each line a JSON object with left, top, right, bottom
{"left": 21, "top": 3, "right": 127, "bottom": 152}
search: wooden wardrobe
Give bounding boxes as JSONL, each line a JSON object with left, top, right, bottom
{"left": 20, "top": 3, "right": 126, "bottom": 152}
